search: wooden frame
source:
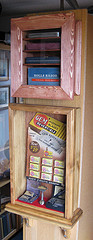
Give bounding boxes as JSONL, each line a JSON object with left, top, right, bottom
{"left": 0, "top": 58, "right": 9, "bottom": 81}
{"left": 11, "top": 12, "right": 76, "bottom": 100}
{"left": 7, "top": 103, "right": 82, "bottom": 228}
{"left": 0, "top": 86, "right": 9, "bottom": 110}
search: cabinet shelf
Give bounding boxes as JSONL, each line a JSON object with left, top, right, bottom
{"left": 23, "top": 49, "right": 60, "bottom": 53}
{"left": 2, "top": 228, "right": 18, "bottom": 240}
{"left": 23, "top": 37, "right": 60, "bottom": 41}
{"left": 24, "top": 63, "right": 60, "bottom": 66}
{"left": 0, "top": 179, "right": 10, "bottom": 212}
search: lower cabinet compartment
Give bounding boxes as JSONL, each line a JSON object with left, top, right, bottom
{"left": 6, "top": 103, "right": 83, "bottom": 235}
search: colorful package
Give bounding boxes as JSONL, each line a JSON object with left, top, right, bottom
{"left": 26, "top": 112, "right": 66, "bottom": 185}
{"left": 54, "top": 168, "right": 64, "bottom": 176}
{"left": 30, "top": 170, "right": 40, "bottom": 178}
{"left": 54, "top": 160, "right": 64, "bottom": 168}
{"left": 30, "top": 156, "right": 40, "bottom": 164}
{"left": 53, "top": 175, "right": 64, "bottom": 184}
{"left": 42, "top": 158, "right": 53, "bottom": 166}
{"left": 30, "top": 163, "right": 40, "bottom": 171}
{"left": 42, "top": 166, "right": 52, "bottom": 174}
{"left": 41, "top": 173, "right": 52, "bottom": 181}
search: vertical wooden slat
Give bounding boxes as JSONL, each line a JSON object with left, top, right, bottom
{"left": 13, "top": 110, "right": 26, "bottom": 200}
{"left": 65, "top": 109, "right": 75, "bottom": 219}
{"left": 9, "top": 107, "right": 26, "bottom": 202}
{"left": 11, "top": 21, "right": 22, "bottom": 96}
{"left": 73, "top": 108, "right": 81, "bottom": 211}
{"left": 61, "top": 14, "right": 75, "bottom": 99}
{"left": 23, "top": 218, "right": 26, "bottom": 240}
{"left": 75, "top": 21, "right": 82, "bottom": 95}
{"left": 9, "top": 106, "right": 15, "bottom": 203}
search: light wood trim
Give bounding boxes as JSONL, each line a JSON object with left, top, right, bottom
{"left": 9, "top": 106, "right": 15, "bottom": 203}
{"left": 9, "top": 103, "right": 75, "bottom": 115}
{"left": 9, "top": 106, "right": 27, "bottom": 203}
{"left": 23, "top": 218, "right": 26, "bottom": 240}
{"left": 73, "top": 108, "right": 81, "bottom": 211}
{"left": 11, "top": 21, "right": 22, "bottom": 95}
{"left": 65, "top": 108, "right": 80, "bottom": 218}
{"left": 65, "top": 109, "right": 76, "bottom": 219}
{"left": 6, "top": 203, "right": 83, "bottom": 230}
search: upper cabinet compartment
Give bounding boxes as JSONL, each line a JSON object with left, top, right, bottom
{"left": 11, "top": 12, "right": 82, "bottom": 100}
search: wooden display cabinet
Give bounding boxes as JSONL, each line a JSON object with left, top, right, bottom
{"left": 6, "top": 103, "right": 82, "bottom": 236}
{"left": 6, "top": 8, "right": 93, "bottom": 240}
{"left": 11, "top": 11, "right": 82, "bottom": 100}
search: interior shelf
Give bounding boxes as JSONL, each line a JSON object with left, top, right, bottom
{"left": 23, "top": 37, "right": 60, "bottom": 41}
{"left": 24, "top": 63, "right": 60, "bottom": 66}
{"left": 23, "top": 49, "right": 60, "bottom": 53}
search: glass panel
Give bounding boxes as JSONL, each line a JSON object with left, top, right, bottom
{"left": 23, "top": 28, "right": 61, "bottom": 86}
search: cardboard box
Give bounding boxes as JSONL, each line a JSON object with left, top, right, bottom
{"left": 26, "top": 112, "right": 66, "bottom": 185}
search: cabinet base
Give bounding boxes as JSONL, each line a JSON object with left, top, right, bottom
{"left": 5, "top": 202, "right": 83, "bottom": 230}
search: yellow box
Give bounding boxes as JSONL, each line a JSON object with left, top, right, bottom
{"left": 29, "top": 112, "right": 66, "bottom": 140}
{"left": 42, "top": 158, "right": 53, "bottom": 166}
{"left": 30, "top": 163, "right": 40, "bottom": 171}
{"left": 54, "top": 168, "right": 64, "bottom": 176}
{"left": 29, "top": 170, "right": 40, "bottom": 178}
{"left": 30, "top": 156, "right": 40, "bottom": 164}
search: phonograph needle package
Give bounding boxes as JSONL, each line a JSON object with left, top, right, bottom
{"left": 26, "top": 112, "right": 66, "bottom": 186}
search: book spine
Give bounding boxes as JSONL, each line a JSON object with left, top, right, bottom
{"left": 6, "top": 212, "right": 11, "bottom": 234}
{"left": 28, "top": 67, "right": 60, "bottom": 86}
{"left": 26, "top": 42, "right": 60, "bottom": 50}
{"left": 27, "top": 31, "right": 60, "bottom": 38}
{"left": 2, "top": 213, "right": 8, "bottom": 237}
{"left": 11, "top": 213, "right": 16, "bottom": 229}
{"left": 25, "top": 56, "right": 60, "bottom": 64}
{"left": 0, "top": 218, "right": 3, "bottom": 239}
{"left": 0, "top": 211, "right": 17, "bottom": 239}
